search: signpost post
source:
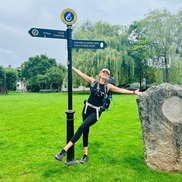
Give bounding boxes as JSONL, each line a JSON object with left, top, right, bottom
{"left": 60, "top": 8, "right": 77, "bottom": 166}
{"left": 28, "top": 8, "right": 107, "bottom": 165}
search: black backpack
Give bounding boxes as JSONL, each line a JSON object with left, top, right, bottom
{"left": 102, "top": 77, "right": 115, "bottom": 111}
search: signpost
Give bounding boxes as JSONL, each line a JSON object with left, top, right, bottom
{"left": 72, "top": 40, "right": 107, "bottom": 49}
{"left": 61, "top": 8, "right": 77, "bottom": 166}
{"left": 28, "top": 8, "right": 107, "bottom": 165}
{"left": 28, "top": 28, "right": 67, "bottom": 39}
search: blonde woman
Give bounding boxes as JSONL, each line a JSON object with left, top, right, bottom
{"left": 55, "top": 66, "right": 141, "bottom": 164}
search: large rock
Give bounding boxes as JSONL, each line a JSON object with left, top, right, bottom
{"left": 137, "top": 83, "right": 182, "bottom": 172}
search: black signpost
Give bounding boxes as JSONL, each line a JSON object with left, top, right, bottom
{"left": 65, "top": 24, "right": 75, "bottom": 165}
{"left": 28, "top": 8, "right": 107, "bottom": 165}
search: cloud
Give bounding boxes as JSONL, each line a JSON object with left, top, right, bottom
{"left": 0, "top": 47, "right": 17, "bottom": 58}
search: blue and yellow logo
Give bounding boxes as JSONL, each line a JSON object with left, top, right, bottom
{"left": 61, "top": 8, "right": 77, "bottom": 25}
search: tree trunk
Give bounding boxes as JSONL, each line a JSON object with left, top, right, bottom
{"left": 50, "top": 83, "right": 53, "bottom": 90}
{"left": 0, "top": 84, "right": 8, "bottom": 94}
{"left": 164, "top": 56, "right": 170, "bottom": 83}
{"left": 139, "top": 64, "right": 142, "bottom": 90}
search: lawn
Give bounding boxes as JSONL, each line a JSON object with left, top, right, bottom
{"left": 0, "top": 92, "right": 182, "bottom": 182}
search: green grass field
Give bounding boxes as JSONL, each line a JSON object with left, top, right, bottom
{"left": 0, "top": 92, "right": 182, "bottom": 182}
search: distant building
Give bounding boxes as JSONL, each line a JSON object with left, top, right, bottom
{"left": 16, "top": 81, "right": 27, "bottom": 92}
{"left": 61, "top": 84, "right": 90, "bottom": 92}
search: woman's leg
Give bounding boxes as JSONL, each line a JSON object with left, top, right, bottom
{"left": 63, "top": 141, "right": 73, "bottom": 151}
{"left": 83, "top": 128, "right": 89, "bottom": 154}
{"left": 80, "top": 110, "right": 102, "bottom": 163}
{"left": 82, "top": 109, "right": 102, "bottom": 151}
{"left": 70, "top": 111, "right": 98, "bottom": 144}
{"left": 83, "top": 146, "right": 88, "bottom": 155}
{"left": 55, "top": 108, "right": 101, "bottom": 161}
{"left": 55, "top": 111, "right": 97, "bottom": 161}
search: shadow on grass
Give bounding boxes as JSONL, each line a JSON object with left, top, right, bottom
{"left": 123, "top": 155, "right": 147, "bottom": 171}
{"left": 41, "top": 160, "right": 89, "bottom": 181}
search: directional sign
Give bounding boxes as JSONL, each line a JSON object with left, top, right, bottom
{"left": 72, "top": 40, "right": 107, "bottom": 49}
{"left": 28, "top": 23, "right": 107, "bottom": 165}
{"left": 28, "top": 28, "right": 67, "bottom": 39}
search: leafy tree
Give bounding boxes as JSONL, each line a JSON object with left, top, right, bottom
{"left": 138, "top": 9, "right": 180, "bottom": 83}
{"left": 22, "top": 55, "right": 57, "bottom": 79}
{"left": 46, "top": 67, "right": 64, "bottom": 90}
{"left": 36, "top": 74, "right": 48, "bottom": 89}
{"left": 176, "top": 9, "right": 182, "bottom": 57}
{"left": 0, "top": 66, "right": 7, "bottom": 94}
{"left": 21, "top": 55, "right": 65, "bottom": 92}
{"left": 72, "top": 21, "right": 135, "bottom": 86}
{"left": 127, "top": 9, "right": 182, "bottom": 85}
{"left": 5, "top": 68, "right": 18, "bottom": 91}
{"left": 145, "top": 67, "right": 163, "bottom": 86}
{"left": 169, "top": 45, "right": 182, "bottom": 84}
{"left": 127, "top": 39, "right": 151, "bottom": 88}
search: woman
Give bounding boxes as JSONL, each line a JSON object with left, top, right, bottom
{"left": 55, "top": 66, "right": 141, "bottom": 164}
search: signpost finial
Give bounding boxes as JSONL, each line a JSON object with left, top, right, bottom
{"left": 60, "top": 8, "right": 77, "bottom": 26}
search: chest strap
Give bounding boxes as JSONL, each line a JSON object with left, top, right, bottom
{"left": 84, "top": 101, "right": 101, "bottom": 120}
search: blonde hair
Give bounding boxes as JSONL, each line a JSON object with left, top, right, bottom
{"left": 97, "top": 76, "right": 107, "bottom": 94}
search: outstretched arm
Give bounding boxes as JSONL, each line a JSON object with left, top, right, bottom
{"left": 72, "top": 66, "right": 95, "bottom": 83}
{"left": 108, "top": 84, "right": 141, "bottom": 95}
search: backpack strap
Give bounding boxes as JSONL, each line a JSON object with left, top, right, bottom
{"left": 92, "top": 80, "right": 108, "bottom": 98}
{"left": 105, "top": 83, "right": 108, "bottom": 97}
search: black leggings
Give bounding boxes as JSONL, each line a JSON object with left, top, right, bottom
{"left": 70, "top": 106, "right": 102, "bottom": 147}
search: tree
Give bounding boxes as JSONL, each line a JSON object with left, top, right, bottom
{"left": 46, "top": 67, "right": 64, "bottom": 90}
{"left": 0, "top": 66, "right": 7, "bottom": 94}
{"left": 36, "top": 74, "right": 48, "bottom": 90}
{"left": 127, "top": 39, "right": 151, "bottom": 89}
{"left": 168, "top": 45, "right": 182, "bottom": 84}
{"left": 5, "top": 68, "right": 18, "bottom": 91}
{"left": 139, "top": 9, "right": 180, "bottom": 83}
{"left": 20, "top": 55, "right": 63, "bottom": 92}
{"left": 127, "top": 9, "right": 182, "bottom": 84}
{"left": 22, "top": 55, "right": 57, "bottom": 79}
{"left": 176, "top": 9, "right": 182, "bottom": 57}
{"left": 72, "top": 21, "right": 135, "bottom": 86}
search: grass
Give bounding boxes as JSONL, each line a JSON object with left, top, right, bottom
{"left": 0, "top": 92, "right": 182, "bottom": 182}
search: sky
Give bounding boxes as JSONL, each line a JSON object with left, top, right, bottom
{"left": 0, "top": 0, "right": 182, "bottom": 68}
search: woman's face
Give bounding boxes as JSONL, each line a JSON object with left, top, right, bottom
{"left": 99, "top": 70, "right": 110, "bottom": 80}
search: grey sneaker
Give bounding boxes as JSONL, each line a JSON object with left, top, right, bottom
{"left": 55, "top": 149, "right": 67, "bottom": 161}
{"left": 80, "top": 154, "right": 88, "bottom": 164}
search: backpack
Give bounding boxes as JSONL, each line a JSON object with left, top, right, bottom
{"left": 102, "top": 77, "right": 115, "bottom": 111}
{"left": 90, "top": 77, "right": 115, "bottom": 111}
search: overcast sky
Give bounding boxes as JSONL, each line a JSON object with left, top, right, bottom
{"left": 0, "top": 0, "right": 181, "bottom": 68}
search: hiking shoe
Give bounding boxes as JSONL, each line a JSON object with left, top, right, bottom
{"left": 80, "top": 154, "right": 88, "bottom": 164}
{"left": 55, "top": 149, "right": 67, "bottom": 161}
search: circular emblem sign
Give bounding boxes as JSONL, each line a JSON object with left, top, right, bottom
{"left": 31, "top": 29, "right": 40, "bottom": 36}
{"left": 61, "top": 8, "right": 77, "bottom": 25}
